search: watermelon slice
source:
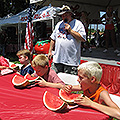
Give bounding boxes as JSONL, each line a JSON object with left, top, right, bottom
{"left": 10, "top": 63, "right": 19, "bottom": 70}
{"left": 10, "top": 64, "right": 17, "bottom": 68}
{"left": 12, "top": 75, "right": 29, "bottom": 87}
{"left": 43, "top": 91, "right": 67, "bottom": 111}
{"left": 59, "top": 89, "right": 83, "bottom": 104}
{"left": 24, "top": 73, "right": 40, "bottom": 82}
{"left": 12, "top": 73, "right": 41, "bottom": 88}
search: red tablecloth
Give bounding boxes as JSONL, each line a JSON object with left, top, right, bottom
{"left": 0, "top": 73, "right": 109, "bottom": 120}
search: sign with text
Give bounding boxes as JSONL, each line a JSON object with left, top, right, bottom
{"left": 20, "top": 6, "right": 56, "bottom": 22}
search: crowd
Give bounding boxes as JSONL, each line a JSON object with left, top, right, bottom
{"left": 100, "top": 6, "right": 120, "bottom": 56}
{"left": 80, "top": 6, "right": 120, "bottom": 56}
{"left": 1, "top": 5, "right": 120, "bottom": 119}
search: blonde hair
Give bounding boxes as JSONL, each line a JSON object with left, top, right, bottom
{"left": 78, "top": 61, "right": 102, "bottom": 83}
{"left": 16, "top": 49, "right": 31, "bottom": 60}
{"left": 31, "top": 54, "right": 49, "bottom": 68}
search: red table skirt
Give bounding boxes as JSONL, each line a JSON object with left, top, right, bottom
{"left": 0, "top": 73, "right": 109, "bottom": 120}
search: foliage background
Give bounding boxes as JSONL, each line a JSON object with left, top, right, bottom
{"left": 0, "top": 0, "right": 29, "bottom": 18}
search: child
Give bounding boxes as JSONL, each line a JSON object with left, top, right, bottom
{"left": 63, "top": 61, "right": 120, "bottom": 119}
{"left": 16, "top": 49, "right": 34, "bottom": 76}
{"left": 31, "top": 54, "right": 65, "bottom": 89}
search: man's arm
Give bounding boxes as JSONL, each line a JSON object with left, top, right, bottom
{"left": 69, "top": 29, "right": 86, "bottom": 42}
{"left": 48, "top": 39, "right": 55, "bottom": 60}
{"left": 65, "top": 23, "right": 86, "bottom": 42}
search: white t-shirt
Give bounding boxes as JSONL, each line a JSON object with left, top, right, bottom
{"left": 50, "top": 19, "right": 86, "bottom": 66}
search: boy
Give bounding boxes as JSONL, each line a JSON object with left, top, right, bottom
{"left": 16, "top": 49, "right": 34, "bottom": 76}
{"left": 31, "top": 54, "right": 65, "bottom": 89}
{"left": 63, "top": 61, "right": 120, "bottom": 119}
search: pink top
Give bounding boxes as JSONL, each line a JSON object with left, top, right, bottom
{"left": 33, "top": 68, "right": 65, "bottom": 85}
{"left": 44, "top": 68, "right": 65, "bottom": 85}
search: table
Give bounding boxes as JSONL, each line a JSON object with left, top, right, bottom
{"left": 0, "top": 73, "right": 109, "bottom": 120}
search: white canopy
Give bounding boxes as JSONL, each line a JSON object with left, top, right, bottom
{"left": 0, "top": 5, "right": 59, "bottom": 50}
{"left": 39, "top": 0, "right": 120, "bottom": 19}
{"left": 0, "top": 6, "right": 57, "bottom": 27}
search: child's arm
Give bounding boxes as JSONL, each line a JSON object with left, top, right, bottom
{"left": 63, "top": 85, "right": 82, "bottom": 93}
{"left": 74, "top": 91, "right": 120, "bottom": 119}
{"left": 36, "top": 78, "right": 64, "bottom": 89}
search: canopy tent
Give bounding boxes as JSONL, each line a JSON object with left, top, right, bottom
{"left": 1, "top": 0, "right": 120, "bottom": 52}
{"left": 0, "top": 5, "right": 59, "bottom": 51}
{"left": 1, "top": 0, "right": 120, "bottom": 26}
{"left": 54, "top": 0, "right": 120, "bottom": 7}
{"left": 37, "top": 0, "right": 120, "bottom": 19}
{"left": 0, "top": 6, "right": 57, "bottom": 26}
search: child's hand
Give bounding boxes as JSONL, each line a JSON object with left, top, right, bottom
{"left": 31, "top": 73, "right": 38, "bottom": 77}
{"left": 74, "top": 96, "right": 93, "bottom": 107}
{"left": 36, "top": 78, "right": 47, "bottom": 87}
{"left": 62, "top": 85, "right": 72, "bottom": 93}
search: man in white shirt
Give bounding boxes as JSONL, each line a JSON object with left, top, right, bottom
{"left": 48, "top": 5, "right": 86, "bottom": 75}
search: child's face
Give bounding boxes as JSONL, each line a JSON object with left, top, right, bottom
{"left": 18, "top": 55, "right": 27, "bottom": 64}
{"left": 33, "top": 65, "right": 48, "bottom": 76}
{"left": 77, "top": 70, "right": 91, "bottom": 91}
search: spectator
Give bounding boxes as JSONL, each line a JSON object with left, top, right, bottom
{"left": 100, "top": 6, "right": 120, "bottom": 54}
{"left": 48, "top": 5, "right": 86, "bottom": 75}
{"left": 80, "top": 11, "right": 92, "bottom": 52}
{"left": 93, "top": 29, "right": 101, "bottom": 47}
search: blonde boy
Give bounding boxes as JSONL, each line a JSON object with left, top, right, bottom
{"left": 31, "top": 54, "right": 65, "bottom": 89}
{"left": 64, "top": 61, "right": 120, "bottom": 119}
{"left": 16, "top": 49, "right": 34, "bottom": 76}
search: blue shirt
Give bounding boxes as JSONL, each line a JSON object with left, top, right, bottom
{"left": 20, "top": 64, "right": 34, "bottom": 76}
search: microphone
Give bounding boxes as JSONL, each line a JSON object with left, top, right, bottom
{"left": 64, "top": 18, "right": 68, "bottom": 23}
{"left": 64, "top": 18, "right": 68, "bottom": 34}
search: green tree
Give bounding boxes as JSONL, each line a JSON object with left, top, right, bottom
{"left": 0, "top": 0, "right": 29, "bottom": 17}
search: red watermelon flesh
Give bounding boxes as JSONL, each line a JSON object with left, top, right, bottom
{"left": 43, "top": 91, "right": 67, "bottom": 111}
{"left": 10, "top": 64, "right": 17, "bottom": 68}
{"left": 12, "top": 75, "right": 29, "bottom": 87}
{"left": 59, "top": 89, "right": 83, "bottom": 104}
{"left": 24, "top": 73, "right": 40, "bottom": 82}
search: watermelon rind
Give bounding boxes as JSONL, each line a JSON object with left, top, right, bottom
{"left": 59, "top": 89, "right": 83, "bottom": 104}
{"left": 12, "top": 75, "right": 28, "bottom": 86}
{"left": 43, "top": 91, "right": 67, "bottom": 111}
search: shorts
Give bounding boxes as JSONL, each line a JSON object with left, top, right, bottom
{"left": 51, "top": 63, "right": 78, "bottom": 75}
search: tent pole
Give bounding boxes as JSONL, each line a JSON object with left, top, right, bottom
{"left": 20, "top": 22, "right": 21, "bottom": 49}
{"left": 18, "top": 20, "right": 20, "bottom": 51}
{"left": 52, "top": 18, "right": 54, "bottom": 31}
